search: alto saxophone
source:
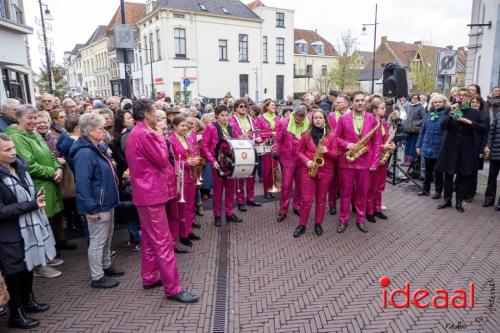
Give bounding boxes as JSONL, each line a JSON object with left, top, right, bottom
{"left": 379, "top": 128, "right": 396, "bottom": 165}
{"left": 309, "top": 130, "right": 326, "bottom": 177}
{"left": 345, "top": 123, "right": 379, "bottom": 162}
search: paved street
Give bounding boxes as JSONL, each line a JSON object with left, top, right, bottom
{"left": 1, "top": 177, "right": 499, "bottom": 333}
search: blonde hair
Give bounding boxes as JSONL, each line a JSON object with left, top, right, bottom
{"left": 429, "top": 94, "right": 450, "bottom": 108}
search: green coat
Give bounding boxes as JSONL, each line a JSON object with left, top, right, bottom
{"left": 5, "top": 125, "right": 63, "bottom": 218}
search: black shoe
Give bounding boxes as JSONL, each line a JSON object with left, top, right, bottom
{"left": 104, "top": 265, "right": 125, "bottom": 277}
{"left": 8, "top": 308, "right": 40, "bottom": 329}
{"left": 293, "top": 225, "right": 306, "bottom": 238}
{"left": 482, "top": 201, "right": 494, "bottom": 207}
{"left": 195, "top": 205, "right": 204, "bottom": 217}
{"left": 329, "top": 207, "right": 336, "bottom": 215}
{"left": 188, "top": 233, "right": 201, "bottom": 241}
{"left": 337, "top": 224, "right": 347, "bottom": 233}
{"left": 246, "top": 200, "right": 262, "bottom": 207}
{"left": 237, "top": 204, "right": 247, "bottom": 212}
{"left": 366, "top": 214, "right": 376, "bottom": 223}
{"left": 0, "top": 306, "right": 7, "bottom": 316}
{"left": 456, "top": 201, "right": 465, "bottom": 213}
{"left": 226, "top": 214, "right": 243, "bottom": 223}
{"left": 192, "top": 220, "right": 201, "bottom": 229}
{"left": 314, "top": 224, "right": 323, "bottom": 236}
{"left": 264, "top": 193, "right": 275, "bottom": 199}
{"left": 180, "top": 238, "right": 193, "bottom": 247}
{"left": 356, "top": 223, "right": 368, "bottom": 233}
{"left": 174, "top": 247, "right": 188, "bottom": 254}
{"left": 437, "top": 200, "right": 452, "bottom": 209}
{"left": 91, "top": 276, "right": 120, "bottom": 289}
{"left": 495, "top": 205, "right": 500, "bottom": 211}
{"left": 143, "top": 279, "right": 162, "bottom": 289}
{"left": 23, "top": 294, "right": 49, "bottom": 313}
{"left": 167, "top": 290, "right": 200, "bottom": 303}
{"left": 56, "top": 241, "right": 77, "bottom": 251}
{"left": 277, "top": 214, "right": 287, "bottom": 222}
{"left": 293, "top": 208, "right": 300, "bottom": 216}
{"left": 214, "top": 217, "right": 222, "bottom": 227}
{"left": 417, "top": 190, "right": 429, "bottom": 196}
{"left": 431, "top": 192, "right": 442, "bottom": 200}
{"left": 374, "top": 211, "right": 388, "bottom": 219}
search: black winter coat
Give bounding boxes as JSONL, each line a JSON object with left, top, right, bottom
{"left": 486, "top": 113, "right": 500, "bottom": 161}
{"left": 0, "top": 158, "right": 39, "bottom": 275}
{"left": 435, "top": 108, "right": 488, "bottom": 175}
{"left": 473, "top": 109, "right": 490, "bottom": 170}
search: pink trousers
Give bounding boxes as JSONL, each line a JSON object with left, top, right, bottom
{"left": 261, "top": 154, "right": 277, "bottom": 195}
{"left": 236, "top": 174, "right": 256, "bottom": 204}
{"left": 178, "top": 181, "right": 196, "bottom": 238}
{"left": 279, "top": 160, "right": 302, "bottom": 215}
{"left": 328, "top": 160, "right": 340, "bottom": 209}
{"left": 137, "top": 204, "right": 182, "bottom": 296}
{"left": 166, "top": 197, "right": 180, "bottom": 240}
{"left": 212, "top": 169, "right": 235, "bottom": 217}
{"left": 299, "top": 169, "right": 333, "bottom": 225}
{"left": 367, "top": 165, "right": 387, "bottom": 215}
{"left": 339, "top": 168, "right": 370, "bottom": 224}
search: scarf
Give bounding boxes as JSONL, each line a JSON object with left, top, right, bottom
{"left": 263, "top": 112, "right": 276, "bottom": 129}
{"left": 311, "top": 125, "right": 325, "bottom": 145}
{"left": 287, "top": 113, "right": 309, "bottom": 139}
{"left": 455, "top": 103, "right": 469, "bottom": 119}
{"left": 236, "top": 114, "right": 251, "bottom": 134}
{"left": 175, "top": 132, "right": 188, "bottom": 149}
{"left": 2, "top": 171, "right": 56, "bottom": 271}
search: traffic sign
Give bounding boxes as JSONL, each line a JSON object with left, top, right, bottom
{"left": 183, "top": 79, "right": 191, "bottom": 87}
{"left": 114, "top": 24, "right": 135, "bottom": 49}
{"left": 436, "top": 50, "right": 458, "bottom": 76}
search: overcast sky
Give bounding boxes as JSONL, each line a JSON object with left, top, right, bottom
{"left": 24, "top": 0, "right": 472, "bottom": 73}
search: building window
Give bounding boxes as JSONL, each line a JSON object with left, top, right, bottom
{"left": 276, "top": 37, "right": 284, "bottom": 63}
{"left": 306, "top": 64, "right": 313, "bottom": 76}
{"left": 296, "top": 42, "right": 307, "bottom": 54}
{"left": 276, "top": 12, "right": 285, "bottom": 28}
{"left": 321, "top": 65, "right": 328, "bottom": 76}
{"left": 262, "top": 36, "right": 268, "bottom": 63}
{"left": 144, "top": 36, "right": 149, "bottom": 63}
{"left": 239, "top": 34, "right": 248, "bottom": 62}
{"left": 312, "top": 43, "right": 324, "bottom": 56}
{"left": 219, "top": 39, "right": 228, "bottom": 61}
{"left": 156, "top": 30, "right": 162, "bottom": 60}
{"left": 174, "top": 28, "right": 186, "bottom": 58}
{"left": 239, "top": 74, "right": 249, "bottom": 97}
{"left": 276, "top": 75, "right": 284, "bottom": 100}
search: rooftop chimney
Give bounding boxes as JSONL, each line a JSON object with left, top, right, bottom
{"left": 381, "top": 36, "right": 387, "bottom": 44}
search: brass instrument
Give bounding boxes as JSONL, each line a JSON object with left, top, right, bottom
{"left": 195, "top": 157, "right": 205, "bottom": 186}
{"left": 379, "top": 127, "right": 397, "bottom": 165}
{"left": 309, "top": 128, "right": 326, "bottom": 177}
{"left": 345, "top": 123, "right": 379, "bottom": 162}
{"left": 176, "top": 154, "right": 186, "bottom": 203}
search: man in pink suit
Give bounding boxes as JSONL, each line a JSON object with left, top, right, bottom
{"left": 275, "top": 105, "right": 309, "bottom": 222}
{"left": 202, "top": 105, "right": 243, "bottom": 226}
{"left": 228, "top": 99, "right": 262, "bottom": 212}
{"left": 125, "top": 98, "right": 199, "bottom": 303}
{"left": 335, "top": 92, "right": 381, "bottom": 233}
{"left": 327, "top": 95, "right": 351, "bottom": 216}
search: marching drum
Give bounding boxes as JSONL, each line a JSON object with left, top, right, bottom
{"left": 215, "top": 139, "right": 256, "bottom": 179}
{"left": 254, "top": 143, "right": 273, "bottom": 156}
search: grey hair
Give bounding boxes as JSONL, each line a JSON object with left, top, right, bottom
{"left": 0, "top": 133, "right": 12, "bottom": 142}
{"left": 156, "top": 109, "right": 166, "bottom": 119}
{"left": 15, "top": 104, "right": 37, "bottom": 119}
{"left": 62, "top": 98, "right": 75, "bottom": 107}
{"left": 97, "top": 108, "right": 114, "bottom": 120}
{"left": 429, "top": 93, "right": 450, "bottom": 108}
{"left": 294, "top": 105, "right": 307, "bottom": 117}
{"left": 79, "top": 113, "right": 105, "bottom": 137}
{"left": 36, "top": 110, "right": 52, "bottom": 125}
{"left": 1, "top": 98, "right": 20, "bottom": 114}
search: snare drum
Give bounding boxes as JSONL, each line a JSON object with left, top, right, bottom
{"left": 255, "top": 143, "right": 273, "bottom": 156}
{"left": 215, "top": 139, "right": 256, "bottom": 179}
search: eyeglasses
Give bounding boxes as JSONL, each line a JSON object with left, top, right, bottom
{"left": 238, "top": 105, "right": 247, "bottom": 109}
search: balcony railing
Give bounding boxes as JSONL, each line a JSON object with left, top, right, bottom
{"left": 0, "top": 1, "right": 25, "bottom": 25}
{"left": 294, "top": 69, "right": 313, "bottom": 78}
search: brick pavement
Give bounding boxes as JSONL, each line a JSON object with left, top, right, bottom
{"left": 1, "top": 176, "right": 499, "bottom": 333}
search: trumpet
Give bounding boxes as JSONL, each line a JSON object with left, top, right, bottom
{"left": 176, "top": 154, "right": 186, "bottom": 203}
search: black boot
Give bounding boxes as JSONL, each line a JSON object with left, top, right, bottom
{"left": 188, "top": 233, "right": 201, "bottom": 241}
{"left": 214, "top": 216, "right": 222, "bottom": 227}
{"left": 366, "top": 214, "right": 376, "bottom": 223}
{"left": 180, "top": 238, "right": 193, "bottom": 247}
{"left": 437, "top": 200, "right": 452, "bottom": 209}
{"left": 8, "top": 308, "right": 40, "bottom": 329}
{"left": 23, "top": 293, "right": 50, "bottom": 313}
{"left": 314, "top": 224, "right": 323, "bottom": 236}
{"left": 374, "top": 211, "right": 388, "bottom": 219}
{"left": 276, "top": 214, "right": 287, "bottom": 222}
{"left": 293, "top": 225, "right": 306, "bottom": 238}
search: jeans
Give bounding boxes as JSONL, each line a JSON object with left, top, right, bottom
{"left": 404, "top": 133, "right": 418, "bottom": 158}
{"left": 86, "top": 210, "right": 114, "bottom": 281}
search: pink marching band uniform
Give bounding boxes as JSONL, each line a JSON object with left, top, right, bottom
{"left": 202, "top": 122, "right": 236, "bottom": 217}
{"left": 124, "top": 121, "right": 182, "bottom": 296}
{"left": 336, "top": 112, "right": 381, "bottom": 224}
{"left": 168, "top": 132, "right": 198, "bottom": 239}
{"left": 367, "top": 118, "right": 389, "bottom": 216}
{"left": 275, "top": 117, "right": 303, "bottom": 215}
{"left": 327, "top": 111, "right": 341, "bottom": 211}
{"left": 228, "top": 114, "right": 257, "bottom": 204}
{"left": 297, "top": 130, "right": 338, "bottom": 225}
{"left": 255, "top": 114, "right": 282, "bottom": 195}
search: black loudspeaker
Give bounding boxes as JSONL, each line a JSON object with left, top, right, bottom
{"left": 383, "top": 63, "right": 408, "bottom": 98}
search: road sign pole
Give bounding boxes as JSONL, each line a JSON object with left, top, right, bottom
{"left": 120, "top": 0, "right": 132, "bottom": 98}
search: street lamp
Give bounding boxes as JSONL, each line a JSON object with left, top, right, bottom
{"left": 38, "top": 0, "right": 53, "bottom": 94}
{"left": 138, "top": 46, "right": 154, "bottom": 99}
{"left": 361, "top": 3, "right": 378, "bottom": 94}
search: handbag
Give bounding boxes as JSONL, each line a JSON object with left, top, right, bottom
{"left": 0, "top": 272, "right": 9, "bottom": 306}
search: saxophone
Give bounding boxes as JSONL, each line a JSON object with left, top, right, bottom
{"left": 345, "top": 123, "right": 379, "bottom": 162}
{"left": 379, "top": 128, "right": 396, "bottom": 165}
{"left": 309, "top": 130, "right": 326, "bottom": 177}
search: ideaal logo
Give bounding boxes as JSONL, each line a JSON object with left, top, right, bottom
{"left": 379, "top": 276, "right": 474, "bottom": 309}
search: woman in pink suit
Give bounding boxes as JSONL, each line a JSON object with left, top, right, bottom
{"left": 366, "top": 100, "right": 394, "bottom": 223}
{"left": 335, "top": 92, "right": 381, "bottom": 234}
{"left": 202, "top": 105, "right": 243, "bottom": 226}
{"left": 275, "top": 105, "right": 309, "bottom": 222}
{"left": 168, "top": 116, "right": 202, "bottom": 247}
{"left": 293, "top": 110, "right": 337, "bottom": 238}
{"left": 124, "top": 98, "right": 198, "bottom": 303}
{"left": 228, "top": 99, "right": 262, "bottom": 212}
{"left": 255, "top": 100, "right": 282, "bottom": 199}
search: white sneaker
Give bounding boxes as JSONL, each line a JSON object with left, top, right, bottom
{"left": 48, "top": 258, "right": 64, "bottom": 267}
{"left": 33, "top": 266, "right": 62, "bottom": 278}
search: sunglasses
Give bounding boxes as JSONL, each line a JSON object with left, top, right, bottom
{"left": 238, "top": 105, "right": 247, "bottom": 109}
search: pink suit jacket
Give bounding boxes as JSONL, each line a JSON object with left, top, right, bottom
{"left": 201, "top": 122, "right": 237, "bottom": 165}
{"left": 255, "top": 114, "right": 281, "bottom": 140}
{"left": 297, "top": 132, "right": 338, "bottom": 171}
{"left": 228, "top": 114, "right": 255, "bottom": 140}
{"left": 168, "top": 133, "right": 199, "bottom": 183}
{"left": 276, "top": 117, "right": 303, "bottom": 163}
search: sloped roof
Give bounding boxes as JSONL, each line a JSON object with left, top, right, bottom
{"left": 294, "top": 29, "right": 337, "bottom": 57}
{"left": 106, "top": 2, "right": 146, "bottom": 36}
{"left": 358, "top": 68, "right": 384, "bottom": 81}
{"left": 69, "top": 44, "right": 84, "bottom": 56}
{"left": 85, "top": 25, "right": 108, "bottom": 46}
{"left": 156, "top": 0, "right": 261, "bottom": 20}
{"left": 355, "top": 51, "right": 373, "bottom": 64}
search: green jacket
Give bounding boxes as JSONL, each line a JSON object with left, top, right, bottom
{"left": 5, "top": 125, "right": 63, "bottom": 217}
